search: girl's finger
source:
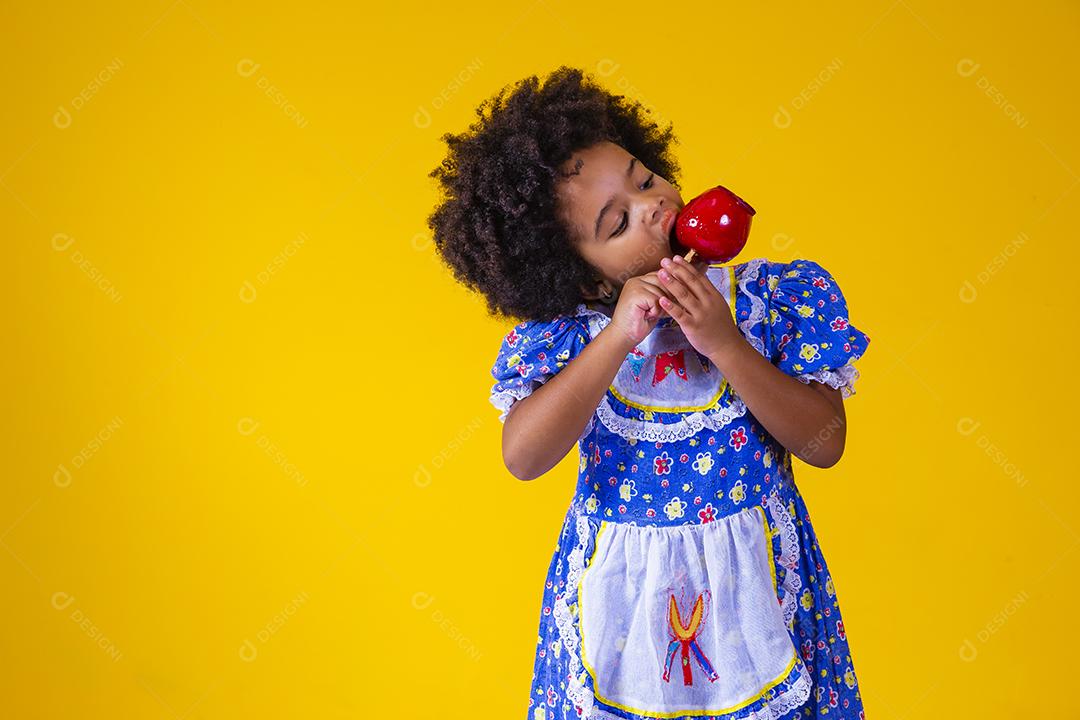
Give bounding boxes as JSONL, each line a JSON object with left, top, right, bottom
{"left": 638, "top": 287, "right": 670, "bottom": 318}
{"left": 658, "top": 267, "right": 698, "bottom": 309}
{"left": 645, "top": 302, "right": 669, "bottom": 320}
{"left": 639, "top": 284, "right": 665, "bottom": 310}
{"left": 658, "top": 295, "right": 684, "bottom": 319}
{"left": 670, "top": 256, "right": 711, "bottom": 299}
{"left": 639, "top": 281, "right": 677, "bottom": 306}
{"left": 638, "top": 280, "right": 677, "bottom": 305}
{"left": 637, "top": 272, "right": 676, "bottom": 295}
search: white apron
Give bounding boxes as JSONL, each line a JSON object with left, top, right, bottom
{"left": 570, "top": 495, "right": 811, "bottom": 719}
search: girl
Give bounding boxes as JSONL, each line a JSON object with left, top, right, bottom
{"left": 427, "top": 66, "right": 871, "bottom": 720}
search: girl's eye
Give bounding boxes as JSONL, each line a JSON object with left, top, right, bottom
{"left": 612, "top": 173, "right": 656, "bottom": 237}
{"left": 614, "top": 212, "right": 628, "bottom": 236}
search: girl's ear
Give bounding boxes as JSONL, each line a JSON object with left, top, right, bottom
{"left": 580, "top": 277, "right": 610, "bottom": 302}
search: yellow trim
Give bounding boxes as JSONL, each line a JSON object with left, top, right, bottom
{"left": 724, "top": 265, "right": 737, "bottom": 325}
{"left": 576, "top": 515, "right": 802, "bottom": 718}
{"left": 609, "top": 377, "right": 729, "bottom": 412}
{"left": 607, "top": 266, "right": 740, "bottom": 413}
{"left": 577, "top": 520, "right": 609, "bottom": 692}
{"left": 757, "top": 505, "right": 779, "bottom": 597}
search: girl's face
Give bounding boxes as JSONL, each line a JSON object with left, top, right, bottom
{"left": 556, "top": 140, "right": 686, "bottom": 301}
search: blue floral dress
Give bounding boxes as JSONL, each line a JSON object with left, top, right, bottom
{"left": 489, "top": 258, "right": 872, "bottom": 720}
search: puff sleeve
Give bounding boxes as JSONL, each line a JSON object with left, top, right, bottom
{"left": 488, "top": 315, "right": 592, "bottom": 422}
{"left": 766, "top": 258, "right": 871, "bottom": 398}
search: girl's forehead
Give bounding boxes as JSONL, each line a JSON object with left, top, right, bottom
{"left": 559, "top": 142, "right": 631, "bottom": 200}
{"left": 564, "top": 141, "right": 626, "bottom": 177}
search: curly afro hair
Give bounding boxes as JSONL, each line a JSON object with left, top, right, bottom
{"left": 426, "top": 65, "right": 682, "bottom": 323}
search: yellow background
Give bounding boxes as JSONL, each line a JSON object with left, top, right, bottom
{"left": 2, "top": 1, "right": 1077, "bottom": 717}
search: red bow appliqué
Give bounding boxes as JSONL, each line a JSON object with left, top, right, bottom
{"left": 653, "top": 350, "right": 688, "bottom": 386}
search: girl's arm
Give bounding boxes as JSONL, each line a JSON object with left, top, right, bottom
{"left": 502, "top": 323, "right": 636, "bottom": 481}
{"left": 710, "top": 339, "right": 847, "bottom": 468}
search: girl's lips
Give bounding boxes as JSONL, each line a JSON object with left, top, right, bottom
{"left": 663, "top": 202, "right": 687, "bottom": 256}
{"left": 660, "top": 208, "right": 676, "bottom": 237}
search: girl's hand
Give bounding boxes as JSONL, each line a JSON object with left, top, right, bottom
{"left": 610, "top": 272, "right": 674, "bottom": 346}
{"left": 656, "top": 255, "right": 742, "bottom": 360}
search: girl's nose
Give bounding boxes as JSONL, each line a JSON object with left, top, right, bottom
{"left": 649, "top": 199, "right": 667, "bottom": 227}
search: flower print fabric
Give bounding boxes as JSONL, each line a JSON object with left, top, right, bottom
{"left": 489, "top": 314, "right": 595, "bottom": 443}
{"left": 765, "top": 259, "right": 870, "bottom": 399}
{"left": 488, "top": 257, "right": 871, "bottom": 720}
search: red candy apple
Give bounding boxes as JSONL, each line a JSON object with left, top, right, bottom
{"left": 673, "top": 185, "right": 756, "bottom": 263}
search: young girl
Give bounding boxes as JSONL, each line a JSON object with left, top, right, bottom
{"left": 428, "top": 66, "right": 871, "bottom": 720}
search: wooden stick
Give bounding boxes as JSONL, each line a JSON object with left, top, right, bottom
{"left": 683, "top": 248, "right": 697, "bottom": 263}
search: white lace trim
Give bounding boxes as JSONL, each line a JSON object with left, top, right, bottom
{"left": 766, "top": 491, "right": 803, "bottom": 633}
{"left": 552, "top": 513, "right": 597, "bottom": 718}
{"left": 792, "top": 357, "right": 862, "bottom": 399}
{"left": 751, "top": 491, "right": 811, "bottom": 720}
{"left": 573, "top": 303, "right": 614, "bottom": 336}
{"left": 490, "top": 377, "right": 592, "bottom": 446}
{"left": 489, "top": 382, "right": 539, "bottom": 422}
{"left": 744, "top": 482, "right": 813, "bottom": 720}
{"left": 580, "top": 414, "right": 596, "bottom": 443}
{"left": 594, "top": 392, "right": 747, "bottom": 444}
{"left": 737, "top": 258, "right": 769, "bottom": 357}
{"left": 748, "top": 665, "right": 812, "bottom": 720}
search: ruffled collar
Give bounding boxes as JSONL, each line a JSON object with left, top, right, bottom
{"left": 574, "top": 301, "right": 611, "bottom": 319}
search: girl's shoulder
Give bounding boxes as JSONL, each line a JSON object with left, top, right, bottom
{"left": 736, "top": 255, "right": 871, "bottom": 399}
{"left": 487, "top": 309, "right": 598, "bottom": 425}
